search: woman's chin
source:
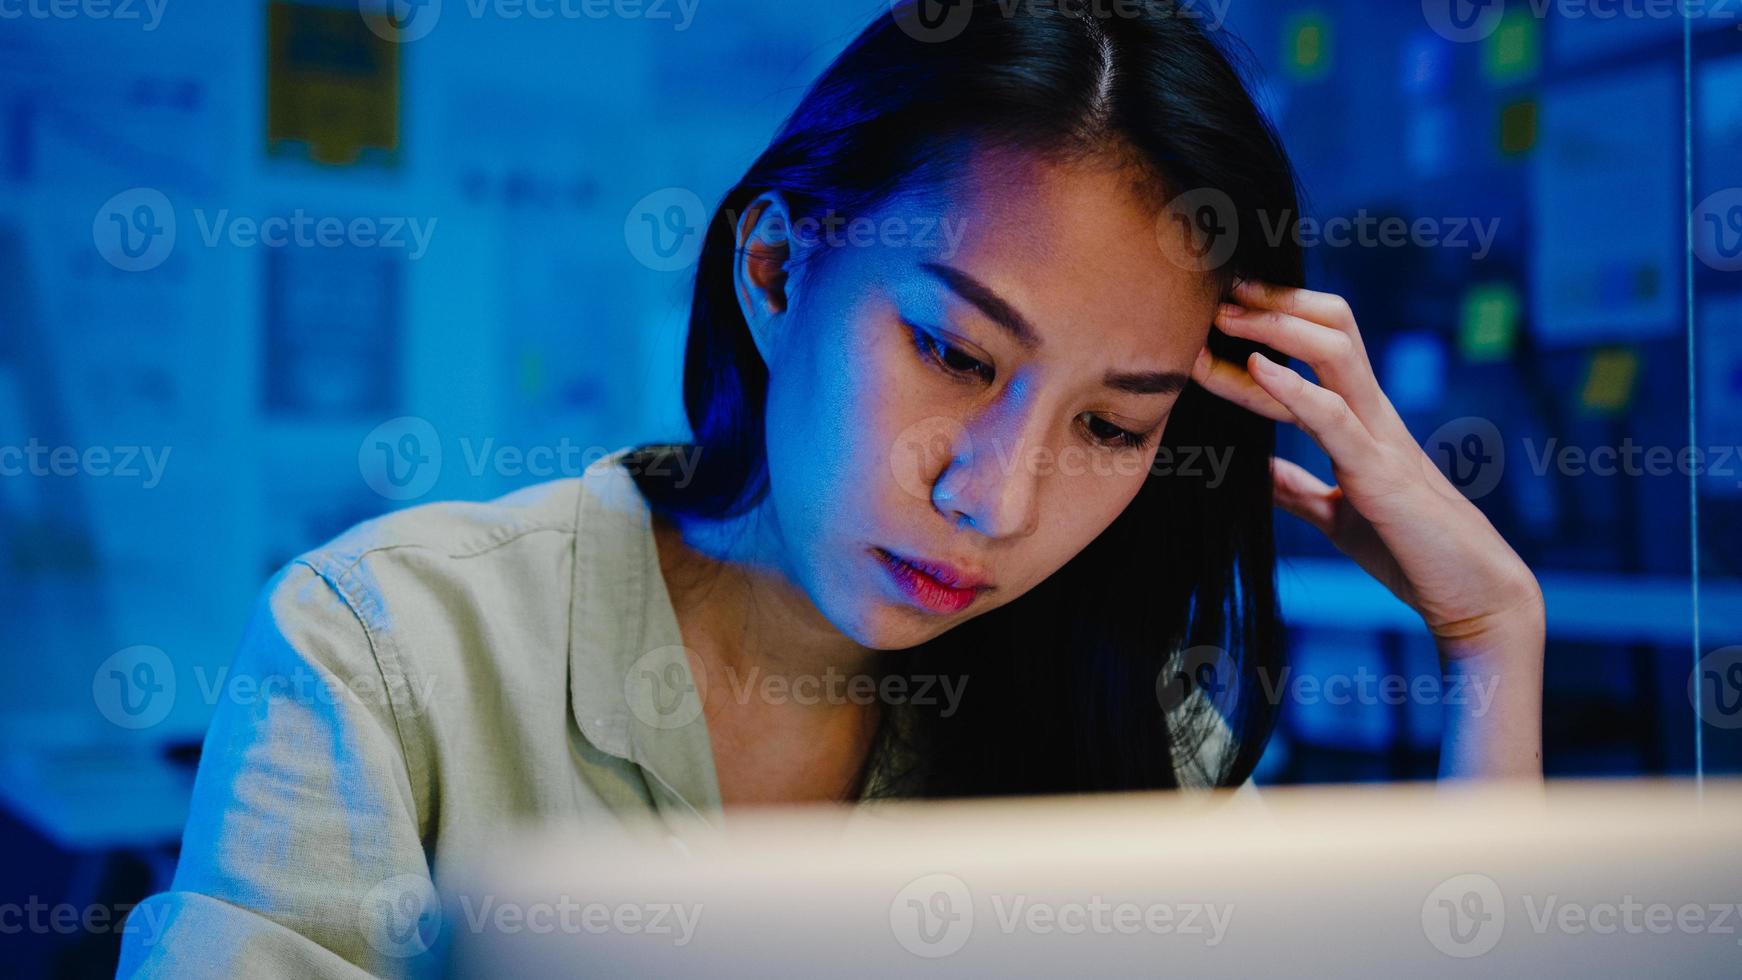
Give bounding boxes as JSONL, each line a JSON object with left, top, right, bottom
{"left": 825, "top": 601, "right": 939, "bottom": 652}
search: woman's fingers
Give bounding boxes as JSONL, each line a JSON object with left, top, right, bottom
{"left": 1244, "top": 351, "right": 1382, "bottom": 471}
{"left": 1215, "top": 304, "right": 1353, "bottom": 368}
{"left": 1231, "top": 278, "right": 1358, "bottom": 333}
{"left": 1191, "top": 347, "right": 1294, "bottom": 422}
{"left": 1271, "top": 456, "right": 1341, "bottom": 535}
{"left": 1193, "top": 282, "right": 1415, "bottom": 497}
{"left": 1223, "top": 280, "right": 1414, "bottom": 446}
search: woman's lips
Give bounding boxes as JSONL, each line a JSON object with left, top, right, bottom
{"left": 873, "top": 547, "right": 988, "bottom": 614}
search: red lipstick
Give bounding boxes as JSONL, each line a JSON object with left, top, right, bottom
{"left": 873, "top": 547, "right": 990, "bottom": 614}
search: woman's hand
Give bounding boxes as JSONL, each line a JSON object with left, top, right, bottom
{"left": 1190, "top": 279, "right": 1543, "bottom": 779}
{"left": 1191, "top": 279, "right": 1544, "bottom": 658}
{"left": 1191, "top": 280, "right": 1546, "bottom": 779}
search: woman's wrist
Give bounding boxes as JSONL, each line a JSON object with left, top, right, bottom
{"left": 1426, "top": 562, "right": 1546, "bottom": 664}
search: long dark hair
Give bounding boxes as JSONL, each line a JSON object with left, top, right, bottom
{"left": 629, "top": 0, "right": 1302, "bottom": 796}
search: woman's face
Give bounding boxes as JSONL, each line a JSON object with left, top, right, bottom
{"left": 755, "top": 147, "right": 1222, "bottom": 651}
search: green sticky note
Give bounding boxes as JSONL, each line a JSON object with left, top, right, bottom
{"left": 1580, "top": 348, "right": 1639, "bottom": 415}
{"left": 1285, "top": 13, "right": 1332, "bottom": 81}
{"left": 1460, "top": 283, "right": 1520, "bottom": 362}
{"left": 1484, "top": 10, "right": 1540, "bottom": 83}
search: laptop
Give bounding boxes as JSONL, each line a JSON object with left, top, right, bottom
{"left": 442, "top": 779, "right": 1741, "bottom": 977}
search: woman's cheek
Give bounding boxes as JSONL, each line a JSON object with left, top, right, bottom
{"left": 865, "top": 346, "right": 944, "bottom": 484}
{"left": 1056, "top": 461, "right": 1146, "bottom": 537}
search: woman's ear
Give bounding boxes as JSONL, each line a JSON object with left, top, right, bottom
{"left": 733, "top": 191, "right": 800, "bottom": 367}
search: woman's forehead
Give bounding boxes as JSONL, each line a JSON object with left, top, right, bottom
{"left": 871, "top": 151, "right": 1221, "bottom": 355}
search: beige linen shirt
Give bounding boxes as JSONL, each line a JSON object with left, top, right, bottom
{"left": 115, "top": 447, "right": 1248, "bottom": 978}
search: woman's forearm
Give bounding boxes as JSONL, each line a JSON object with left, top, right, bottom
{"left": 1434, "top": 604, "right": 1546, "bottom": 781}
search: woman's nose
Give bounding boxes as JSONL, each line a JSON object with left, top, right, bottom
{"left": 930, "top": 399, "right": 1043, "bottom": 542}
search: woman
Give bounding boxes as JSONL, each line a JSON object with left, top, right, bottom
{"left": 119, "top": 3, "right": 1543, "bottom": 976}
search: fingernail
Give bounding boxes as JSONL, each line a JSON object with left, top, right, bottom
{"left": 1218, "top": 303, "right": 1246, "bottom": 319}
{"left": 1193, "top": 348, "right": 1210, "bottom": 374}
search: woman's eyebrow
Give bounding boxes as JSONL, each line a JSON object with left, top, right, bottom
{"left": 1104, "top": 369, "right": 1191, "bottom": 396}
{"left": 919, "top": 261, "right": 1041, "bottom": 350}
{"left": 918, "top": 260, "right": 1191, "bottom": 397}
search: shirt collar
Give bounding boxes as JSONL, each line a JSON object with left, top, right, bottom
{"left": 568, "top": 447, "right": 725, "bottom": 832}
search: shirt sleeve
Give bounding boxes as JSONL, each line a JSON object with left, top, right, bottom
{"left": 117, "top": 560, "right": 439, "bottom": 980}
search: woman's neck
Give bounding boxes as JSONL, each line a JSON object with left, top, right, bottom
{"left": 650, "top": 503, "right": 880, "bottom": 700}
{"left": 649, "top": 504, "right": 886, "bottom": 806}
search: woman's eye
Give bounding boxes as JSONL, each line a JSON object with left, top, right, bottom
{"left": 1081, "top": 413, "right": 1153, "bottom": 450}
{"left": 911, "top": 326, "right": 994, "bottom": 383}
{"left": 907, "top": 323, "right": 1152, "bottom": 450}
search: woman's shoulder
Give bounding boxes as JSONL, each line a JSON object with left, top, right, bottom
{"left": 220, "top": 449, "right": 667, "bottom": 811}
{"left": 240, "top": 476, "right": 586, "bottom": 730}
{"left": 288, "top": 447, "right": 648, "bottom": 615}
{"left": 254, "top": 448, "right": 655, "bottom": 713}
{"left": 295, "top": 476, "right": 584, "bottom": 586}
